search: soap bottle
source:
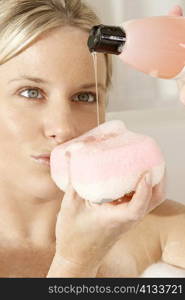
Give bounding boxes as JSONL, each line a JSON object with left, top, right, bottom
{"left": 87, "top": 16, "right": 185, "bottom": 80}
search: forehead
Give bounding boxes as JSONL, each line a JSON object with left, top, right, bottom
{"left": 0, "top": 26, "right": 106, "bottom": 85}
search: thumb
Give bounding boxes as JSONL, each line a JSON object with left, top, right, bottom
{"left": 61, "top": 182, "right": 85, "bottom": 210}
{"left": 60, "top": 182, "right": 76, "bottom": 208}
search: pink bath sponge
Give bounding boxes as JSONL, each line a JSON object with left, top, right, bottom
{"left": 50, "top": 120, "right": 165, "bottom": 203}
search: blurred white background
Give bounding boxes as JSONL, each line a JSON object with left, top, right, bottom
{"left": 85, "top": 0, "right": 185, "bottom": 112}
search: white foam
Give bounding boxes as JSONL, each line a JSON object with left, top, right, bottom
{"left": 73, "top": 163, "right": 165, "bottom": 203}
{"left": 141, "top": 261, "right": 185, "bottom": 277}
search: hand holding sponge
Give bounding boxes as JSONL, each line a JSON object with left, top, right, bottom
{"left": 50, "top": 120, "right": 165, "bottom": 203}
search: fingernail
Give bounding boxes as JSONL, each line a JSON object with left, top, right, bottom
{"left": 145, "top": 172, "right": 152, "bottom": 185}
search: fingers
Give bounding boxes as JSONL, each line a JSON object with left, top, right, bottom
{"left": 167, "top": 5, "right": 183, "bottom": 16}
{"left": 112, "top": 172, "right": 152, "bottom": 223}
{"left": 102, "top": 192, "right": 134, "bottom": 206}
{"left": 61, "top": 182, "right": 84, "bottom": 210}
{"left": 126, "top": 172, "right": 152, "bottom": 219}
{"left": 149, "top": 174, "right": 166, "bottom": 211}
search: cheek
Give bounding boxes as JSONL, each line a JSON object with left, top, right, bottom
{"left": 100, "top": 97, "right": 106, "bottom": 122}
{"left": 75, "top": 110, "right": 97, "bottom": 133}
{"left": 0, "top": 105, "right": 36, "bottom": 145}
{"left": 73, "top": 101, "right": 105, "bottom": 131}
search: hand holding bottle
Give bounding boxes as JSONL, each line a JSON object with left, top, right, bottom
{"left": 168, "top": 5, "right": 183, "bottom": 16}
{"left": 88, "top": 6, "right": 185, "bottom": 80}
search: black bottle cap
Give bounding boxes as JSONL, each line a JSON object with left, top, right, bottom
{"left": 87, "top": 24, "right": 126, "bottom": 55}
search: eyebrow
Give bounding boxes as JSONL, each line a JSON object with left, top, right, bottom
{"left": 8, "top": 75, "right": 49, "bottom": 84}
{"left": 8, "top": 76, "right": 106, "bottom": 91}
{"left": 78, "top": 83, "right": 106, "bottom": 91}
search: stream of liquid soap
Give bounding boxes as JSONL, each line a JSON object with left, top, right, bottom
{"left": 92, "top": 52, "right": 100, "bottom": 127}
{"left": 91, "top": 52, "right": 154, "bottom": 268}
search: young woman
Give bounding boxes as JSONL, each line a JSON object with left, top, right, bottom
{"left": 0, "top": 0, "right": 184, "bottom": 278}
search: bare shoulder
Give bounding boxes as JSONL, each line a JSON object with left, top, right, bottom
{"left": 151, "top": 199, "right": 185, "bottom": 216}
{"left": 149, "top": 199, "right": 185, "bottom": 268}
{"left": 145, "top": 199, "right": 185, "bottom": 229}
{"left": 141, "top": 199, "right": 185, "bottom": 233}
{"left": 147, "top": 199, "right": 185, "bottom": 240}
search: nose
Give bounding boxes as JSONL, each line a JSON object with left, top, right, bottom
{"left": 43, "top": 102, "right": 78, "bottom": 145}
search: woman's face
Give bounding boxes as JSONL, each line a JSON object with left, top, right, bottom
{"left": 0, "top": 26, "right": 107, "bottom": 200}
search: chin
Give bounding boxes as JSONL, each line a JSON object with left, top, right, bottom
{"left": 24, "top": 175, "right": 64, "bottom": 201}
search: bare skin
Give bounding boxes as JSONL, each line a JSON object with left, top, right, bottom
{"left": 0, "top": 198, "right": 184, "bottom": 278}
{"left": 0, "top": 7, "right": 185, "bottom": 278}
{"left": 0, "top": 25, "right": 106, "bottom": 276}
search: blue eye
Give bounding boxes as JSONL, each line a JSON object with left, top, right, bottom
{"left": 72, "top": 92, "right": 96, "bottom": 103}
{"left": 19, "top": 88, "right": 43, "bottom": 99}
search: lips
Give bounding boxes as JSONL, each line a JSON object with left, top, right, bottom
{"left": 31, "top": 154, "right": 51, "bottom": 166}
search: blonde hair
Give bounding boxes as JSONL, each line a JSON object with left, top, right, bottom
{"left": 0, "top": 0, "right": 112, "bottom": 89}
